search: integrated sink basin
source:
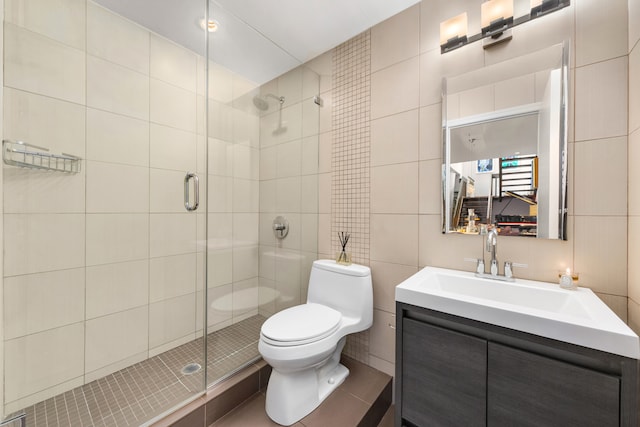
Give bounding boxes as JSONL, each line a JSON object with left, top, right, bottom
{"left": 396, "top": 266, "right": 640, "bottom": 359}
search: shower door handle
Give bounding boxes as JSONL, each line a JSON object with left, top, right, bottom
{"left": 184, "top": 172, "right": 199, "bottom": 211}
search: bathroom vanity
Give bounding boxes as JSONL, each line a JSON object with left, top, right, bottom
{"left": 395, "top": 267, "right": 640, "bottom": 427}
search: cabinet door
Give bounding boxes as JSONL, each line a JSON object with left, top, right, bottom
{"left": 402, "top": 318, "right": 487, "bottom": 427}
{"left": 488, "top": 342, "right": 620, "bottom": 427}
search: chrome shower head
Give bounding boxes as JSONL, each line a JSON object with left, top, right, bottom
{"left": 252, "top": 93, "right": 285, "bottom": 111}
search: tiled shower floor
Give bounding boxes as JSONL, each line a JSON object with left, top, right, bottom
{"left": 10, "top": 315, "right": 266, "bottom": 427}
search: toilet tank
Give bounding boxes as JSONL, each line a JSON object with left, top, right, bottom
{"left": 307, "top": 260, "right": 373, "bottom": 326}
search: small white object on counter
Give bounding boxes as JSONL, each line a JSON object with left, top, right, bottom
{"left": 396, "top": 266, "right": 639, "bottom": 359}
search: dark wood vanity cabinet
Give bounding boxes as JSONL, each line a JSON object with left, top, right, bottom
{"left": 396, "top": 302, "right": 640, "bottom": 427}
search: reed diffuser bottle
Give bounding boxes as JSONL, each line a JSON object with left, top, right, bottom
{"left": 336, "top": 232, "right": 352, "bottom": 265}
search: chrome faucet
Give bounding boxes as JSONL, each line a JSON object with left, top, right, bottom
{"left": 486, "top": 228, "right": 498, "bottom": 275}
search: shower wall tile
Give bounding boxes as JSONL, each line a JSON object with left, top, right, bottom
{"left": 207, "top": 284, "right": 233, "bottom": 328}
{"left": 301, "top": 136, "right": 319, "bottom": 176}
{"left": 150, "top": 168, "right": 189, "bottom": 213}
{"left": 149, "top": 293, "right": 196, "bottom": 350}
{"left": 301, "top": 175, "right": 319, "bottom": 214}
{"left": 3, "top": 167, "right": 85, "bottom": 214}
{"left": 150, "top": 79, "right": 197, "bottom": 133}
{"left": 371, "top": 4, "right": 420, "bottom": 73}
{"left": 149, "top": 213, "right": 198, "bottom": 258}
{"left": 233, "top": 110, "right": 260, "bottom": 147}
{"left": 87, "top": 1, "right": 149, "bottom": 75}
{"left": 275, "top": 140, "right": 302, "bottom": 178}
{"left": 275, "top": 177, "right": 301, "bottom": 212}
{"left": 371, "top": 110, "right": 419, "bottom": 167}
{"left": 5, "top": 0, "right": 86, "bottom": 50}
{"left": 4, "top": 88, "right": 85, "bottom": 159}
{"left": 86, "top": 55, "right": 149, "bottom": 121}
{"left": 209, "top": 175, "right": 233, "bottom": 213}
{"left": 86, "top": 260, "right": 149, "bottom": 319}
{"left": 209, "top": 99, "right": 234, "bottom": 142}
{"left": 5, "top": 322, "right": 85, "bottom": 403}
{"left": 86, "top": 213, "right": 149, "bottom": 266}
{"left": 260, "top": 103, "right": 303, "bottom": 147}
{"left": 301, "top": 214, "right": 319, "bottom": 253}
{"left": 150, "top": 34, "right": 197, "bottom": 92}
{"left": 632, "top": 0, "right": 640, "bottom": 50}
{"left": 233, "top": 213, "right": 259, "bottom": 246}
{"left": 150, "top": 254, "right": 198, "bottom": 303}
{"left": 86, "top": 108, "right": 149, "bottom": 167}
{"left": 208, "top": 249, "right": 234, "bottom": 288}
{"left": 150, "top": 124, "right": 197, "bottom": 172}
{"left": 4, "top": 23, "right": 85, "bottom": 104}
{"left": 86, "top": 161, "right": 149, "bottom": 213}
{"left": 4, "top": 268, "right": 85, "bottom": 340}
{"left": 85, "top": 306, "right": 149, "bottom": 374}
{"left": 232, "top": 278, "right": 259, "bottom": 320}
{"left": 4, "top": 213, "right": 85, "bottom": 276}
{"left": 209, "top": 63, "right": 234, "bottom": 103}
{"left": 630, "top": 45, "right": 640, "bottom": 134}
{"left": 233, "top": 246, "right": 260, "bottom": 282}
{"left": 233, "top": 145, "right": 259, "bottom": 180}
{"left": 278, "top": 68, "right": 304, "bottom": 106}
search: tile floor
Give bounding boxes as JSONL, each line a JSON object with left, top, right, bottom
{"left": 210, "top": 357, "right": 392, "bottom": 427}
{"left": 7, "top": 315, "right": 266, "bottom": 427}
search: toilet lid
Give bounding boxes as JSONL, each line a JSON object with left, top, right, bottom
{"left": 261, "top": 303, "right": 341, "bottom": 345}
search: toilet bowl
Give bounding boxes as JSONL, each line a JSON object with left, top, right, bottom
{"left": 258, "top": 259, "right": 373, "bottom": 426}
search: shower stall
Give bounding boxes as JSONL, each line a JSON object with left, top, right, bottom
{"left": 0, "top": 0, "right": 320, "bottom": 425}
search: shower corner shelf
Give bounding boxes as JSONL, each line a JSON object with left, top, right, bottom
{"left": 3, "top": 140, "right": 82, "bottom": 173}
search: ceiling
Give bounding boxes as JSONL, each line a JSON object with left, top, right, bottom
{"left": 94, "top": 0, "right": 421, "bottom": 85}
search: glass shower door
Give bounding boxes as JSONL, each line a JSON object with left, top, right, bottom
{"left": 1, "top": 0, "right": 208, "bottom": 425}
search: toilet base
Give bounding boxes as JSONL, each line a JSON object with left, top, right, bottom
{"left": 265, "top": 362, "right": 349, "bottom": 426}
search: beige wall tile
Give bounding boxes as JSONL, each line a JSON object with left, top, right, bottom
{"left": 87, "top": 55, "right": 149, "bottom": 120}
{"left": 629, "top": 130, "right": 640, "bottom": 215}
{"left": 276, "top": 177, "right": 301, "bottom": 212}
{"left": 85, "top": 306, "right": 148, "bottom": 373}
{"left": 370, "top": 261, "right": 418, "bottom": 313}
{"left": 150, "top": 34, "right": 197, "bottom": 92}
{"left": 6, "top": 0, "right": 85, "bottom": 49}
{"left": 4, "top": 88, "right": 85, "bottom": 158}
{"left": 371, "top": 163, "right": 419, "bottom": 214}
{"left": 208, "top": 284, "right": 233, "bottom": 327}
{"left": 150, "top": 254, "right": 197, "bottom": 303}
{"left": 301, "top": 214, "right": 318, "bottom": 253}
{"left": 86, "top": 161, "right": 149, "bottom": 213}
{"left": 4, "top": 268, "right": 85, "bottom": 340}
{"left": 371, "top": 214, "right": 419, "bottom": 265}
{"left": 319, "top": 91, "right": 332, "bottom": 134}
{"left": 208, "top": 99, "right": 233, "bottom": 142}
{"left": 149, "top": 124, "right": 197, "bottom": 171}
{"left": 302, "top": 98, "right": 320, "bottom": 138}
{"left": 5, "top": 323, "right": 84, "bottom": 402}
{"left": 86, "top": 108, "right": 149, "bottom": 167}
{"left": 419, "top": 104, "right": 442, "bottom": 161}
{"left": 301, "top": 136, "right": 319, "bottom": 176}
{"left": 574, "top": 136, "right": 627, "bottom": 216}
{"left": 233, "top": 213, "right": 259, "bottom": 247}
{"left": 318, "top": 213, "right": 332, "bottom": 255}
{"left": 260, "top": 103, "right": 303, "bottom": 147}
{"left": 276, "top": 140, "right": 302, "bottom": 178}
{"left": 371, "top": 110, "right": 419, "bottom": 167}
{"left": 318, "top": 173, "right": 331, "bottom": 214}
{"left": 629, "top": 297, "right": 640, "bottom": 336}
{"left": 233, "top": 245, "right": 259, "bottom": 282}
{"left": 628, "top": 217, "right": 640, "bottom": 303}
{"left": 149, "top": 293, "right": 196, "bottom": 350}
{"left": 5, "top": 214, "right": 85, "bottom": 276}
{"left": 87, "top": 1, "right": 149, "bottom": 74}
{"left": 574, "top": 216, "right": 627, "bottom": 296}
{"left": 208, "top": 138, "right": 233, "bottom": 177}
{"left": 371, "top": 4, "right": 420, "bottom": 72}
{"left": 259, "top": 180, "right": 276, "bottom": 213}
{"left": 576, "top": 0, "right": 628, "bottom": 67}
{"left": 4, "top": 23, "right": 85, "bottom": 104}
{"left": 149, "top": 213, "right": 197, "bottom": 258}
{"left": 369, "top": 309, "right": 395, "bottom": 363}
{"left": 278, "top": 68, "right": 303, "bottom": 106}
{"left": 419, "top": 160, "right": 442, "bottom": 215}
{"left": 575, "top": 57, "right": 628, "bottom": 141}
{"left": 4, "top": 167, "right": 85, "bottom": 214}
{"left": 86, "top": 260, "right": 149, "bottom": 319}
{"left": 419, "top": 214, "right": 480, "bottom": 271}
{"left": 458, "top": 85, "right": 494, "bottom": 117}
{"left": 233, "top": 144, "right": 259, "bottom": 180}
{"left": 260, "top": 146, "right": 277, "bottom": 180}
{"left": 150, "top": 79, "right": 197, "bottom": 132}
{"left": 301, "top": 175, "right": 319, "bottom": 214}
{"left": 208, "top": 248, "right": 233, "bottom": 288}
{"left": 494, "top": 74, "right": 536, "bottom": 110}
{"left": 595, "top": 292, "right": 628, "bottom": 323}
{"left": 232, "top": 278, "right": 260, "bottom": 319}
{"left": 371, "top": 56, "right": 420, "bottom": 119}
{"left": 150, "top": 168, "right": 188, "bottom": 213}
{"left": 630, "top": 46, "right": 640, "bottom": 134}
{"left": 86, "top": 213, "right": 148, "bottom": 266}
{"left": 233, "top": 179, "right": 259, "bottom": 213}
{"left": 631, "top": 0, "right": 640, "bottom": 51}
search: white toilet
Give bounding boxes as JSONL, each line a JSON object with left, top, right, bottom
{"left": 258, "top": 259, "right": 373, "bottom": 426}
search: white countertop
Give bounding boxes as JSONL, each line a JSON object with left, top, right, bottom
{"left": 396, "top": 266, "right": 640, "bottom": 359}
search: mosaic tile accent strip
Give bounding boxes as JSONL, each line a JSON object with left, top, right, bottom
{"left": 331, "top": 31, "right": 372, "bottom": 363}
{"left": 8, "top": 316, "right": 266, "bottom": 427}
{"left": 331, "top": 30, "right": 371, "bottom": 267}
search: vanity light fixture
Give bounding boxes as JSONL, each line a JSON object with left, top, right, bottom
{"left": 439, "top": 0, "right": 570, "bottom": 54}
{"left": 439, "top": 13, "right": 468, "bottom": 54}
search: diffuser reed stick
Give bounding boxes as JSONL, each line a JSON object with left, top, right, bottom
{"left": 336, "top": 232, "right": 351, "bottom": 265}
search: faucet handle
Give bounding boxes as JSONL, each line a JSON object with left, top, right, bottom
{"left": 476, "top": 259, "right": 485, "bottom": 274}
{"left": 504, "top": 261, "right": 513, "bottom": 279}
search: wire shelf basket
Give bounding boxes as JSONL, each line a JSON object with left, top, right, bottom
{"left": 3, "top": 140, "right": 81, "bottom": 173}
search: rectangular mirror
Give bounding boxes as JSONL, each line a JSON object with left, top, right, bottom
{"left": 442, "top": 42, "right": 569, "bottom": 239}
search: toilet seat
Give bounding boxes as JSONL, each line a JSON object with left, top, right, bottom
{"left": 261, "top": 303, "right": 342, "bottom": 347}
